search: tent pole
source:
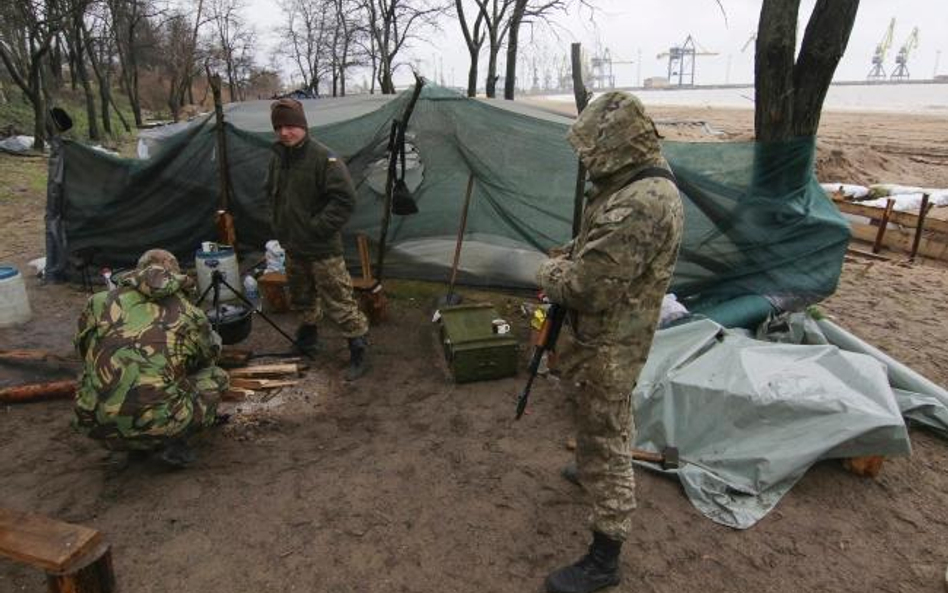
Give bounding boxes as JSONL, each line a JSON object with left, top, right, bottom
{"left": 207, "top": 65, "right": 236, "bottom": 249}
{"left": 570, "top": 43, "right": 590, "bottom": 238}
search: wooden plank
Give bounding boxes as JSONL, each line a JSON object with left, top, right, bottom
{"left": 228, "top": 364, "right": 301, "bottom": 378}
{"left": 0, "top": 508, "right": 102, "bottom": 572}
{"left": 229, "top": 378, "right": 299, "bottom": 390}
{"left": 833, "top": 198, "right": 948, "bottom": 235}
{"left": 0, "top": 350, "right": 77, "bottom": 365}
{"left": 850, "top": 223, "right": 948, "bottom": 260}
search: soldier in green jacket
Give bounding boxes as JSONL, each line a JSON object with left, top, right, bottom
{"left": 73, "top": 249, "right": 229, "bottom": 467}
{"left": 536, "top": 92, "right": 684, "bottom": 593}
{"left": 266, "top": 98, "right": 370, "bottom": 381}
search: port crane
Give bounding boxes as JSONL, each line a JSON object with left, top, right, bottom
{"left": 867, "top": 18, "right": 895, "bottom": 81}
{"left": 890, "top": 27, "right": 919, "bottom": 81}
{"left": 657, "top": 35, "right": 718, "bottom": 87}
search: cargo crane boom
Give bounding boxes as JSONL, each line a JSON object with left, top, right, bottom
{"left": 867, "top": 17, "right": 895, "bottom": 81}
{"left": 890, "top": 27, "right": 919, "bottom": 81}
{"left": 656, "top": 35, "right": 718, "bottom": 87}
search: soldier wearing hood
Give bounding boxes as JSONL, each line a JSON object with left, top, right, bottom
{"left": 536, "top": 92, "right": 684, "bottom": 593}
{"left": 73, "top": 249, "right": 229, "bottom": 467}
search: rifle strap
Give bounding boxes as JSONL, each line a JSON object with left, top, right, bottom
{"left": 627, "top": 166, "right": 677, "bottom": 187}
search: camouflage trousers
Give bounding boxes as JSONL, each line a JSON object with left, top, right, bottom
{"left": 286, "top": 253, "right": 369, "bottom": 338}
{"left": 76, "top": 365, "right": 228, "bottom": 452}
{"left": 571, "top": 375, "right": 638, "bottom": 541}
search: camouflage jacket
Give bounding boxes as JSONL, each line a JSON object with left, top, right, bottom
{"left": 73, "top": 266, "right": 223, "bottom": 441}
{"left": 537, "top": 92, "right": 684, "bottom": 392}
{"left": 266, "top": 137, "right": 357, "bottom": 259}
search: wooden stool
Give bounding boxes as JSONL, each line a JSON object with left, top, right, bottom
{"left": 351, "top": 234, "right": 388, "bottom": 325}
{"left": 0, "top": 507, "right": 115, "bottom": 592}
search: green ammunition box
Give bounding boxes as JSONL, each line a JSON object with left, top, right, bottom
{"left": 439, "top": 303, "right": 518, "bottom": 383}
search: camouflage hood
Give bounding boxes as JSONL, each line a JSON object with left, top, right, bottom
{"left": 120, "top": 265, "right": 187, "bottom": 300}
{"left": 567, "top": 91, "right": 662, "bottom": 181}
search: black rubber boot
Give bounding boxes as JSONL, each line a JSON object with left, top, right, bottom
{"left": 295, "top": 324, "right": 319, "bottom": 355}
{"left": 561, "top": 462, "right": 580, "bottom": 487}
{"left": 344, "top": 336, "right": 369, "bottom": 381}
{"left": 545, "top": 531, "right": 622, "bottom": 593}
{"left": 157, "top": 439, "right": 197, "bottom": 469}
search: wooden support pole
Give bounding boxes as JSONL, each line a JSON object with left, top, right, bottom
{"left": 871, "top": 198, "right": 895, "bottom": 254}
{"left": 0, "top": 380, "right": 77, "bottom": 404}
{"left": 909, "top": 193, "right": 932, "bottom": 262}
{"left": 447, "top": 173, "right": 476, "bottom": 297}
{"left": 206, "top": 64, "right": 236, "bottom": 248}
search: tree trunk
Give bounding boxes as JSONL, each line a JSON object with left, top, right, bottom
{"left": 754, "top": 0, "right": 859, "bottom": 141}
{"left": 503, "top": 0, "right": 526, "bottom": 100}
{"left": 466, "top": 53, "right": 479, "bottom": 97}
{"left": 69, "top": 28, "right": 99, "bottom": 141}
{"left": 791, "top": 0, "right": 859, "bottom": 136}
{"left": 485, "top": 45, "right": 498, "bottom": 98}
{"left": 754, "top": 0, "right": 798, "bottom": 142}
{"left": 30, "top": 67, "right": 46, "bottom": 151}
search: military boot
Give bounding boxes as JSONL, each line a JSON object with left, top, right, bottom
{"left": 545, "top": 531, "right": 622, "bottom": 593}
{"left": 344, "top": 336, "right": 369, "bottom": 381}
{"left": 561, "top": 461, "right": 580, "bottom": 487}
{"left": 295, "top": 324, "right": 319, "bottom": 355}
{"left": 157, "top": 439, "right": 197, "bottom": 469}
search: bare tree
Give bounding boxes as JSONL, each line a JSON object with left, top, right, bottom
{"left": 82, "top": 4, "right": 131, "bottom": 135}
{"left": 328, "top": 0, "right": 365, "bottom": 96}
{"left": 0, "top": 0, "right": 78, "bottom": 149}
{"left": 360, "top": 0, "right": 446, "bottom": 94}
{"left": 473, "top": 0, "right": 513, "bottom": 98}
{"left": 107, "top": 0, "right": 161, "bottom": 127}
{"left": 63, "top": 0, "right": 99, "bottom": 140}
{"left": 455, "top": 0, "right": 486, "bottom": 96}
{"left": 755, "top": 0, "right": 859, "bottom": 141}
{"left": 502, "top": 0, "right": 573, "bottom": 99}
{"left": 160, "top": 2, "right": 208, "bottom": 121}
{"left": 208, "top": 0, "right": 256, "bottom": 101}
{"left": 278, "top": 0, "right": 334, "bottom": 94}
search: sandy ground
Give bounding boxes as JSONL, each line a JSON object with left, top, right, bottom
{"left": 3, "top": 105, "right": 948, "bottom": 593}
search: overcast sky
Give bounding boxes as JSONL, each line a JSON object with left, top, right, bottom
{"left": 244, "top": 0, "right": 946, "bottom": 90}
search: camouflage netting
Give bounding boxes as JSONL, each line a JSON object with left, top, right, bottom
{"left": 47, "top": 85, "right": 849, "bottom": 327}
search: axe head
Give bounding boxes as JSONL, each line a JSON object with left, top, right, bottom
{"left": 661, "top": 446, "right": 681, "bottom": 470}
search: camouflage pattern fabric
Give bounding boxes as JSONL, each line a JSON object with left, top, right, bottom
{"left": 286, "top": 253, "right": 369, "bottom": 338}
{"left": 537, "top": 91, "right": 684, "bottom": 541}
{"left": 73, "top": 265, "right": 229, "bottom": 451}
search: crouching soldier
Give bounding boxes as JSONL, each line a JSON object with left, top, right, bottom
{"left": 73, "top": 249, "right": 229, "bottom": 467}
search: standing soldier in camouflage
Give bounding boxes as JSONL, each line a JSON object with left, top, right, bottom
{"left": 266, "top": 98, "right": 370, "bottom": 381}
{"left": 536, "top": 92, "right": 684, "bottom": 593}
{"left": 73, "top": 249, "right": 229, "bottom": 467}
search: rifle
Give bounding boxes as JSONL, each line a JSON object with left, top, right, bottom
{"left": 515, "top": 302, "right": 567, "bottom": 420}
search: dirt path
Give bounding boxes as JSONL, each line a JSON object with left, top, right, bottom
{"left": 4, "top": 104, "right": 948, "bottom": 593}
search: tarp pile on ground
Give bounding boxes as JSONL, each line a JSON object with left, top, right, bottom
{"left": 635, "top": 312, "right": 948, "bottom": 528}
{"left": 43, "top": 85, "right": 948, "bottom": 529}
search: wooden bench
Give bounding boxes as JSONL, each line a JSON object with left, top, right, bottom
{"left": 0, "top": 507, "right": 115, "bottom": 592}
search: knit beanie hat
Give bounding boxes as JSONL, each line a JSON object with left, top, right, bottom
{"left": 271, "top": 98, "right": 308, "bottom": 130}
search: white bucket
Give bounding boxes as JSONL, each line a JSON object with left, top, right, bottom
{"left": 195, "top": 245, "right": 241, "bottom": 303}
{"left": 0, "top": 265, "right": 32, "bottom": 327}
